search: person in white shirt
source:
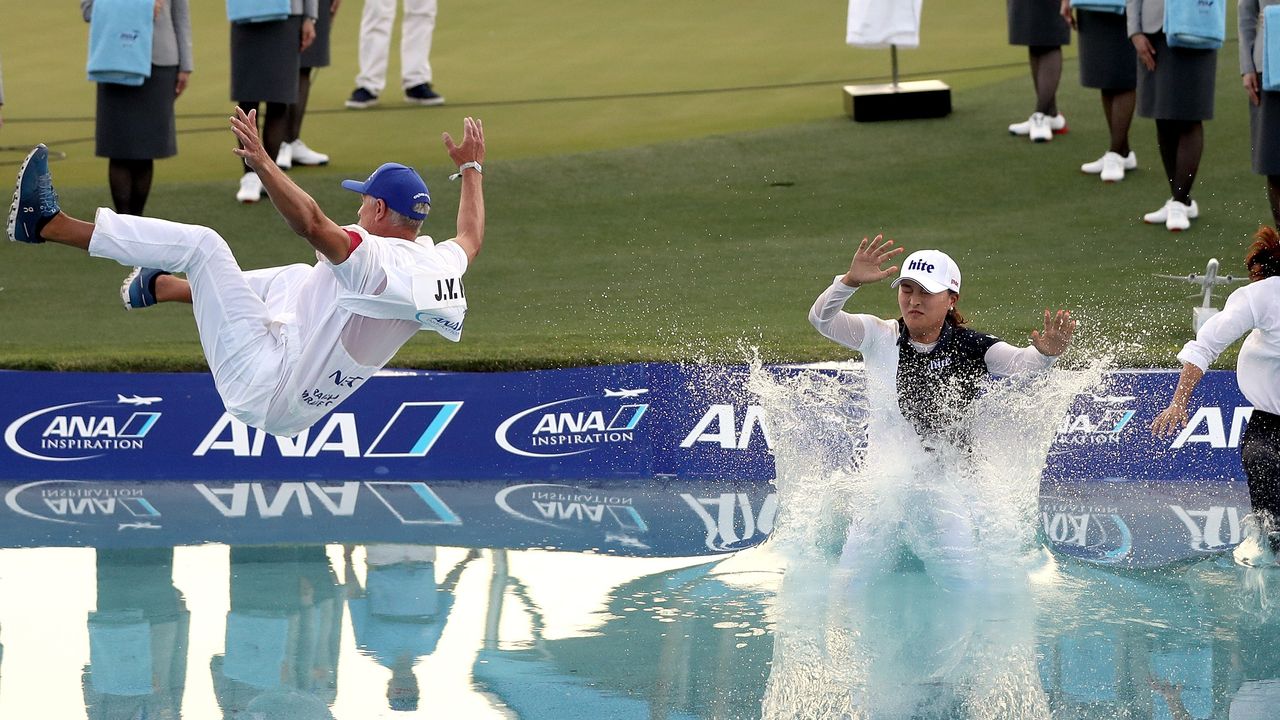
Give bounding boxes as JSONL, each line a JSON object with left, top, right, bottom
{"left": 1153, "top": 226, "right": 1280, "bottom": 560}
{"left": 809, "top": 235, "right": 1076, "bottom": 585}
{"left": 6, "top": 111, "right": 485, "bottom": 438}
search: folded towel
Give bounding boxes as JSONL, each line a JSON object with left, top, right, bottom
{"left": 1069, "top": 0, "right": 1125, "bottom": 15}
{"left": 335, "top": 241, "right": 468, "bottom": 342}
{"left": 227, "top": 0, "right": 291, "bottom": 24}
{"left": 1265, "top": 6, "right": 1280, "bottom": 91}
{"left": 1164, "top": 0, "right": 1226, "bottom": 50}
{"left": 847, "top": 0, "right": 923, "bottom": 49}
{"left": 86, "top": 0, "right": 154, "bottom": 86}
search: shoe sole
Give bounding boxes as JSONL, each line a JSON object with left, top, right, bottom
{"left": 291, "top": 159, "right": 330, "bottom": 166}
{"left": 405, "top": 97, "right": 446, "bottom": 106}
{"left": 120, "top": 267, "right": 142, "bottom": 311}
{"left": 344, "top": 101, "right": 379, "bottom": 109}
{"left": 6, "top": 146, "right": 40, "bottom": 243}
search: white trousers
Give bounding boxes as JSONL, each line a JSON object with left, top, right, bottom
{"left": 355, "top": 0, "right": 437, "bottom": 93}
{"left": 88, "top": 208, "right": 290, "bottom": 429}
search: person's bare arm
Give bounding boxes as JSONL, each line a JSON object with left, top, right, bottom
{"left": 443, "top": 117, "right": 485, "bottom": 262}
{"left": 229, "top": 106, "right": 352, "bottom": 263}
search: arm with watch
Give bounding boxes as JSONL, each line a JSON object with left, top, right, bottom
{"left": 444, "top": 117, "right": 485, "bottom": 262}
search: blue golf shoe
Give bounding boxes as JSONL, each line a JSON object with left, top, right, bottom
{"left": 121, "top": 267, "right": 171, "bottom": 310}
{"left": 7, "top": 144, "right": 61, "bottom": 244}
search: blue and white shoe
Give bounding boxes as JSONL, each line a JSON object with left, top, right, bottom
{"left": 120, "top": 267, "right": 170, "bottom": 310}
{"left": 7, "top": 144, "right": 61, "bottom": 244}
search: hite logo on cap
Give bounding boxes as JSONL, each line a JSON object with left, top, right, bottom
{"left": 892, "top": 249, "right": 961, "bottom": 294}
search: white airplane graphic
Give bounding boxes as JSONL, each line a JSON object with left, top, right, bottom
{"left": 118, "top": 522, "right": 161, "bottom": 531}
{"left": 117, "top": 394, "right": 162, "bottom": 406}
{"left": 605, "top": 533, "right": 651, "bottom": 549}
{"left": 1157, "top": 258, "right": 1246, "bottom": 331}
{"left": 1090, "top": 395, "right": 1137, "bottom": 404}
{"left": 603, "top": 388, "right": 649, "bottom": 398}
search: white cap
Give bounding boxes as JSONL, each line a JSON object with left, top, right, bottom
{"left": 890, "top": 249, "right": 962, "bottom": 294}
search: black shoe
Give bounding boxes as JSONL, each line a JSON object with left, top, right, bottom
{"left": 344, "top": 87, "right": 380, "bottom": 109}
{"left": 404, "top": 83, "right": 445, "bottom": 106}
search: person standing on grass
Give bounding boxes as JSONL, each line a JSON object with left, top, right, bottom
{"left": 1153, "top": 227, "right": 1280, "bottom": 566}
{"left": 277, "top": 0, "right": 340, "bottom": 170}
{"left": 1007, "top": 0, "right": 1072, "bottom": 142}
{"left": 345, "top": 0, "right": 445, "bottom": 108}
{"left": 1061, "top": 0, "right": 1139, "bottom": 182}
{"left": 82, "top": 0, "right": 193, "bottom": 216}
{"left": 6, "top": 112, "right": 485, "bottom": 438}
{"left": 809, "top": 235, "right": 1076, "bottom": 586}
{"left": 1240, "top": 0, "right": 1280, "bottom": 228}
{"left": 1128, "top": 0, "right": 1219, "bottom": 232}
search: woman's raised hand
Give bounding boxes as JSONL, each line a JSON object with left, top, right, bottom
{"left": 842, "top": 234, "right": 904, "bottom": 288}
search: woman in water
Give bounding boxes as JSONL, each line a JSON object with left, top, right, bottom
{"left": 1152, "top": 226, "right": 1280, "bottom": 563}
{"left": 808, "top": 235, "right": 1076, "bottom": 586}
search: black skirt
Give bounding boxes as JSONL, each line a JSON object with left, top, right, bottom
{"left": 1008, "top": 0, "right": 1071, "bottom": 46}
{"left": 1136, "top": 33, "right": 1217, "bottom": 121}
{"left": 1250, "top": 84, "right": 1280, "bottom": 175}
{"left": 1077, "top": 10, "right": 1136, "bottom": 91}
{"left": 230, "top": 15, "right": 302, "bottom": 104}
{"left": 95, "top": 64, "right": 178, "bottom": 160}
{"left": 300, "top": 5, "right": 331, "bottom": 69}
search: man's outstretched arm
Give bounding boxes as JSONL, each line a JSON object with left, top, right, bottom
{"left": 443, "top": 117, "right": 485, "bottom": 263}
{"left": 229, "top": 107, "right": 352, "bottom": 264}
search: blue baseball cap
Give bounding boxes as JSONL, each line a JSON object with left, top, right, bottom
{"left": 341, "top": 163, "right": 431, "bottom": 220}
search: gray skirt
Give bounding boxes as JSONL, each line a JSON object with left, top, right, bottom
{"left": 95, "top": 65, "right": 178, "bottom": 160}
{"left": 1077, "top": 10, "right": 1136, "bottom": 90}
{"left": 1250, "top": 84, "right": 1280, "bottom": 175}
{"left": 1136, "top": 33, "right": 1217, "bottom": 121}
{"left": 1008, "top": 0, "right": 1071, "bottom": 47}
{"left": 230, "top": 15, "right": 302, "bottom": 104}
{"left": 300, "top": 6, "right": 331, "bottom": 69}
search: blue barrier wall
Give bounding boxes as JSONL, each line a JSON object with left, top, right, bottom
{"left": 0, "top": 366, "right": 1257, "bottom": 566}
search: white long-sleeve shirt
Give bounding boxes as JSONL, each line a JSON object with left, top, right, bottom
{"left": 1177, "top": 276, "right": 1280, "bottom": 415}
{"left": 808, "top": 276, "right": 1057, "bottom": 376}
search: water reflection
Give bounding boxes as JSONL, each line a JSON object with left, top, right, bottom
{"left": 85, "top": 548, "right": 190, "bottom": 720}
{"left": 13, "top": 522, "right": 1280, "bottom": 716}
{"left": 210, "top": 546, "right": 339, "bottom": 720}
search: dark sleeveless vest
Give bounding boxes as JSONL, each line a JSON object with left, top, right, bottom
{"left": 895, "top": 318, "right": 1000, "bottom": 441}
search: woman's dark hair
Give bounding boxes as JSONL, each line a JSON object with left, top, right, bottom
{"left": 1246, "top": 225, "right": 1280, "bottom": 279}
{"left": 945, "top": 291, "right": 968, "bottom": 326}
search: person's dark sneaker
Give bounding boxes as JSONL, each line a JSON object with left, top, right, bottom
{"left": 344, "top": 87, "right": 380, "bottom": 109}
{"left": 404, "top": 83, "right": 445, "bottom": 106}
{"left": 7, "top": 144, "right": 60, "bottom": 244}
{"left": 120, "top": 267, "right": 171, "bottom": 310}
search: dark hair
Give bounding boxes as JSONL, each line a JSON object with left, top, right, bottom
{"left": 1246, "top": 225, "right": 1280, "bottom": 279}
{"left": 947, "top": 292, "right": 968, "bottom": 326}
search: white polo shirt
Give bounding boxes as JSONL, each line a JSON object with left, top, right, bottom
{"left": 260, "top": 227, "right": 468, "bottom": 437}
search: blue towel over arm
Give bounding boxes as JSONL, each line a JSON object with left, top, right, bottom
{"left": 1265, "top": 6, "right": 1280, "bottom": 91}
{"left": 1164, "top": 0, "right": 1226, "bottom": 49}
{"left": 86, "top": 0, "right": 154, "bottom": 86}
{"left": 1069, "top": 0, "right": 1125, "bottom": 15}
{"left": 227, "top": 0, "right": 291, "bottom": 24}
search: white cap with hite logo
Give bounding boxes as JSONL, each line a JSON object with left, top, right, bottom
{"left": 890, "top": 249, "right": 962, "bottom": 294}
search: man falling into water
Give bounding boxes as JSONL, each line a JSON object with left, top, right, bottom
{"left": 7, "top": 111, "right": 485, "bottom": 437}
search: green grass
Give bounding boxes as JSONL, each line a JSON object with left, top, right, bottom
{"left": 0, "top": 2, "right": 1268, "bottom": 371}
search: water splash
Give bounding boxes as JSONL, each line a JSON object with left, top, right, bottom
{"left": 750, "top": 350, "right": 1113, "bottom": 719}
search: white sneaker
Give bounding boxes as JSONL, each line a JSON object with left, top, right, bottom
{"left": 1119, "top": 151, "right": 1137, "bottom": 170}
{"left": 1166, "top": 200, "right": 1191, "bottom": 231}
{"left": 1028, "top": 112, "right": 1052, "bottom": 143}
{"left": 1100, "top": 152, "right": 1125, "bottom": 182}
{"left": 1080, "top": 153, "right": 1107, "bottom": 174}
{"left": 1142, "top": 198, "right": 1199, "bottom": 224}
{"left": 275, "top": 141, "right": 292, "bottom": 170}
{"left": 1009, "top": 112, "right": 1066, "bottom": 136}
{"left": 236, "top": 172, "right": 263, "bottom": 204}
{"left": 290, "top": 139, "right": 330, "bottom": 166}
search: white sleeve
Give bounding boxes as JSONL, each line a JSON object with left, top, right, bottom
{"left": 808, "top": 276, "right": 898, "bottom": 352}
{"left": 1177, "top": 286, "right": 1259, "bottom": 371}
{"left": 984, "top": 341, "right": 1056, "bottom": 377}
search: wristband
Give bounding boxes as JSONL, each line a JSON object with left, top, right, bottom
{"left": 449, "top": 161, "right": 482, "bottom": 180}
